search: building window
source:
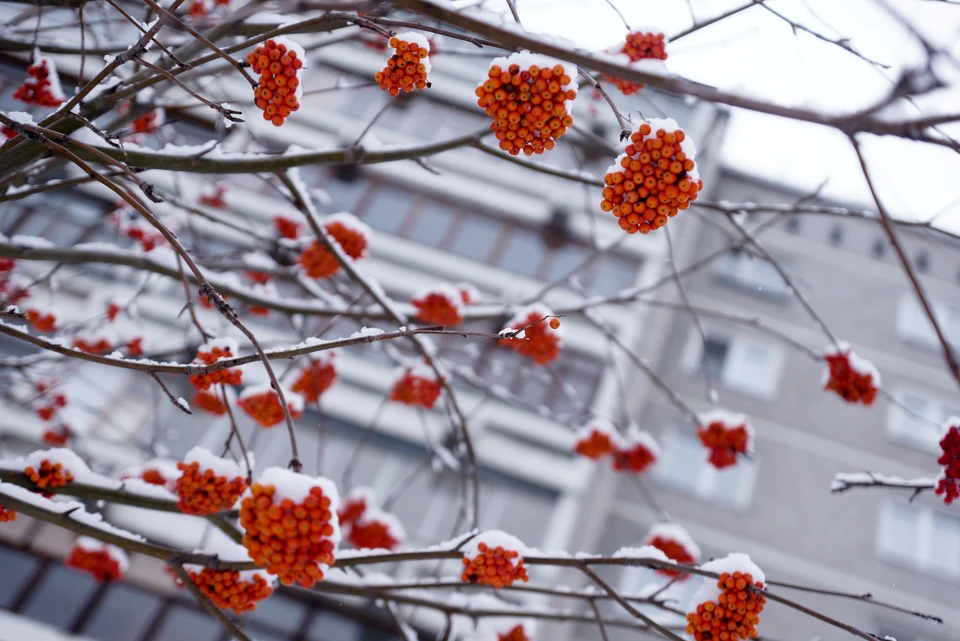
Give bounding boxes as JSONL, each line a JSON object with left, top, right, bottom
{"left": 871, "top": 239, "right": 886, "bottom": 260}
{"left": 829, "top": 224, "right": 844, "bottom": 247}
{"left": 877, "top": 501, "right": 960, "bottom": 581}
{"left": 683, "top": 329, "right": 784, "bottom": 400}
{"left": 654, "top": 430, "right": 757, "bottom": 509}
{"left": 887, "top": 389, "right": 958, "bottom": 453}
{"left": 915, "top": 250, "right": 930, "bottom": 273}
{"left": 896, "top": 295, "right": 960, "bottom": 349}
{"left": 715, "top": 251, "right": 787, "bottom": 299}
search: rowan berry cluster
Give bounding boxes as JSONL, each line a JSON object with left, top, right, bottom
{"left": 175, "top": 448, "right": 248, "bottom": 515}
{"left": 14, "top": 56, "right": 65, "bottom": 107}
{"left": 274, "top": 214, "right": 301, "bottom": 239}
{"left": 601, "top": 120, "right": 702, "bottom": 234}
{"left": 936, "top": 422, "right": 960, "bottom": 504}
{"left": 604, "top": 31, "right": 668, "bottom": 95}
{"left": 199, "top": 184, "right": 228, "bottom": 209}
{"left": 823, "top": 342, "right": 879, "bottom": 406}
{"left": 611, "top": 428, "right": 661, "bottom": 474}
{"left": 131, "top": 109, "right": 164, "bottom": 136}
{"left": 686, "top": 570, "right": 766, "bottom": 641}
{"left": 25, "top": 459, "right": 74, "bottom": 495}
{"left": 574, "top": 419, "right": 618, "bottom": 460}
{"left": 72, "top": 333, "right": 113, "bottom": 355}
{"left": 698, "top": 411, "right": 753, "bottom": 469}
{"left": 106, "top": 302, "right": 122, "bottom": 322}
{"left": 26, "top": 308, "right": 57, "bottom": 332}
{"left": 239, "top": 468, "right": 340, "bottom": 588}
{"left": 643, "top": 523, "right": 701, "bottom": 579}
{"left": 42, "top": 426, "right": 72, "bottom": 447}
{"left": 192, "top": 387, "right": 231, "bottom": 416}
{"left": 66, "top": 538, "right": 128, "bottom": 582}
{"left": 247, "top": 39, "right": 304, "bottom": 127}
{"left": 238, "top": 384, "right": 304, "bottom": 428}
{"left": 298, "top": 214, "right": 370, "bottom": 279}
{"left": 389, "top": 362, "right": 443, "bottom": 409}
{"left": 498, "top": 305, "right": 562, "bottom": 365}
{"left": 122, "top": 462, "right": 177, "bottom": 491}
{"left": 291, "top": 353, "right": 337, "bottom": 403}
{"left": 376, "top": 33, "right": 432, "bottom": 96}
{"left": 476, "top": 52, "right": 578, "bottom": 156}
{"left": 188, "top": 339, "right": 243, "bottom": 391}
{"left": 187, "top": 566, "right": 274, "bottom": 613}
{"left": 347, "top": 510, "right": 404, "bottom": 551}
{"left": 498, "top": 625, "right": 530, "bottom": 641}
{"left": 0, "top": 506, "right": 15, "bottom": 522}
{"left": 461, "top": 539, "right": 529, "bottom": 588}
{"left": 412, "top": 285, "right": 464, "bottom": 326}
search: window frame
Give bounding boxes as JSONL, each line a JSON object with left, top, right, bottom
{"left": 876, "top": 501, "right": 960, "bottom": 582}
{"left": 681, "top": 327, "right": 784, "bottom": 400}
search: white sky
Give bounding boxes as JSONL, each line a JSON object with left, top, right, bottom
{"left": 493, "top": 0, "right": 960, "bottom": 231}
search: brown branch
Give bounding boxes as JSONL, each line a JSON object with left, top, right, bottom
{"left": 171, "top": 564, "right": 254, "bottom": 641}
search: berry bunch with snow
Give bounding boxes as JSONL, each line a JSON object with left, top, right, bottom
{"left": 175, "top": 447, "right": 250, "bottom": 515}
{"left": 72, "top": 329, "right": 114, "bottom": 355}
{"left": 574, "top": 418, "right": 618, "bottom": 460}
{"left": 274, "top": 214, "right": 301, "bottom": 239}
{"left": 498, "top": 304, "right": 562, "bottom": 365}
{"left": 686, "top": 554, "right": 766, "bottom": 641}
{"left": 337, "top": 487, "right": 404, "bottom": 551}
{"left": 298, "top": 213, "right": 370, "bottom": 279}
{"left": 25, "top": 304, "right": 57, "bottom": 332}
{"left": 131, "top": 108, "right": 164, "bottom": 137}
{"left": 376, "top": 32, "right": 432, "bottom": 96}
{"left": 697, "top": 410, "right": 753, "bottom": 469}
{"left": 476, "top": 52, "right": 578, "bottom": 156}
{"left": 470, "top": 619, "right": 535, "bottom": 641}
{"left": 112, "top": 205, "right": 166, "bottom": 252}
{"left": 32, "top": 380, "right": 73, "bottom": 445}
{"left": 188, "top": 338, "right": 243, "bottom": 391}
{"left": 247, "top": 38, "right": 304, "bottom": 127}
{"left": 13, "top": 55, "right": 65, "bottom": 107}
{"left": 642, "top": 523, "right": 701, "bottom": 578}
{"left": 185, "top": 536, "right": 275, "bottom": 613}
{"left": 238, "top": 384, "right": 304, "bottom": 428}
{"left": 601, "top": 119, "right": 702, "bottom": 234}
{"left": 461, "top": 531, "right": 530, "bottom": 588}
{"left": 25, "top": 458, "right": 74, "bottom": 496}
{"left": 42, "top": 425, "right": 73, "bottom": 447}
{"left": 823, "top": 341, "right": 880, "bottom": 406}
{"left": 66, "top": 537, "right": 129, "bottom": 582}
{"left": 935, "top": 419, "right": 960, "bottom": 504}
{"left": 291, "top": 352, "right": 337, "bottom": 403}
{"left": 412, "top": 284, "right": 464, "bottom": 326}
{"left": 121, "top": 459, "right": 180, "bottom": 491}
{"left": 611, "top": 426, "right": 661, "bottom": 474}
{"left": 390, "top": 360, "right": 444, "bottom": 409}
{"left": 603, "top": 31, "right": 668, "bottom": 95}
{"left": 193, "top": 385, "right": 236, "bottom": 416}
{"left": 199, "top": 184, "right": 228, "bottom": 209}
{"left": 239, "top": 467, "right": 340, "bottom": 588}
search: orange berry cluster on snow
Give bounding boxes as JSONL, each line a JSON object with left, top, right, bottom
{"left": 686, "top": 571, "right": 766, "bottom": 641}
{"left": 42, "top": 426, "right": 72, "bottom": 447}
{"left": 337, "top": 491, "right": 368, "bottom": 527}
{"left": 247, "top": 39, "right": 303, "bottom": 127}
{"left": 14, "top": 57, "right": 65, "bottom": 107}
{"left": 274, "top": 214, "right": 300, "bottom": 239}
{"left": 347, "top": 515, "right": 402, "bottom": 551}
{"left": 697, "top": 413, "right": 752, "bottom": 470}
{"left": 141, "top": 468, "right": 171, "bottom": 487}
{"left": 389, "top": 363, "right": 443, "bottom": 410}
{"left": 298, "top": 214, "right": 370, "bottom": 279}
{"left": 498, "top": 625, "right": 531, "bottom": 641}
{"left": 25, "top": 459, "right": 74, "bottom": 495}
{"left": 611, "top": 432, "right": 660, "bottom": 474}
{"left": 476, "top": 53, "right": 577, "bottom": 156}
{"left": 175, "top": 456, "right": 248, "bottom": 516}
{"left": 188, "top": 341, "right": 243, "bottom": 391}
{"left": 499, "top": 306, "right": 562, "bottom": 366}
{"left": 193, "top": 388, "right": 230, "bottom": 416}
{"left": 132, "top": 109, "right": 163, "bottom": 135}
{"left": 376, "top": 33, "right": 431, "bottom": 96}
{"left": 291, "top": 356, "right": 337, "bottom": 403}
{"left": 643, "top": 526, "right": 700, "bottom": 579}
{"left": 73, "top": 335, "right": 113, "bottom": 355}
{"left": 575, "top": 423, "right": 617, "bottom": 460}
{"left": 238, "top": 385, "right": 304, "bottom": 428}
{"left": 66, "top": 540, "right": 126, "bottom": 582}
{"left": 601, "top": 121, "right": 702, "bottom": 234}
{"left": 200, "top": 184, "right": 228, "bottom": 209}
{"left": 604, "top": 31, "right": 668, "bottom": 95}
{"left": 26, "top": 309, "right": 56, "bottom": 332}
{"left": 240, "top": 469, "right": 340, "bottom": 588}
{"left": 187, "top": 567, "right": 274, "bottom": 613}
{"left": 823, "top": 344, "right": 879, "bottom": 406}
{"left": 0, "top": 506, "right": 15, "bottom": 522}
{"left": 936, "top": 423, "right": 960, "bottom": 504}
{"left": 461, "top": 541, "right": 529, "bottom": 588}
{"left": 412, "top": 287, "right": 463, "bottom": 326}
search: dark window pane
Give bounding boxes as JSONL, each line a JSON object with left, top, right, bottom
{"left": 406, "top": 203, "right": 455, "bottom": 247}
{"left": 306, "top": 610, "right": 363, "bottom": 641}
{"left": 0, "top": 547, "right": 40, "bottom": 607}
{"left": 359, "top": 186, "right": 413, "bottom": 234}
{"left": 702, "top": 337, "right": 729, "bottom": 378}
{"left": 244, "top": 594, "right": 306, "bottom": 634}
{"left": 544, "top": 245, "right": 590, "bottom": 282}
{"left": 449, "top": 216, "right": 501, "bottom": 262}
{"left": 152, "top": 606, "right": 221, "bottom": 641}
{"left": 19, "top": 565, "right": 98, "bottom": 628}
{"left": 81, "top": 585, "right": 160, "bottom": 641}
{"left": 590, "top": 255, "right": 639, "bottom": 296}
{"left": 497, "top": 228, "right": 546, "bottom": 276}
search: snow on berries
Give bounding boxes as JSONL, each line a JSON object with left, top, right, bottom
{"left": 199, "top": 183, "right": 228, "bottom": 209}
{"left": 823, "top": 341, "right": 880, "bottom": 406}
{"left": 298, "top": 213, "right": 371, "bottom": 279}
{"left": 13, "top": 55, "right": 66, "bottom": 107}
{"left": 935, "top": 418, "right": 960, "bottom": 504}
{"left": 175, "top": 446, "right": 250, "bottom": 515}
{"left": 347, "top": 508, "right": 405, "bottom": 551}
{"left": 192, "top": 385, "right": 236, "bottom": 416}
{"left": 238, "top": 383, "right": 304, "bottom": 428}
{"left": 574, "top": 418, "right": 618, "bottom": 460}
{"left": 642, "top": 523, "right": 701, "bottom": 578}
{"left": 25, "top": 458, "right": 74, "bottom": 494}
{"left": 274, "top": 214, "right": 301, "bottom": 239}
{"left": 239, "top": 467, "right": 341, "bottom": 588}
{"left": 120, "top": 459, "right": 180, "bottom": 491}
{"left": 476, "top": 52, "right": 578, "bottom": 156}
{"left": 247, "top": 38, "right": 304, "bottom": 127}
{"left": 185, "top": 536, "right": 275, "bottom": 613}
{"left": 389, "top": 360, "right": 443, "bottom": 409}
{"left": 412, "top": 284, "right": 464, "bottom": 326}
{"left": 686, "top": 554, "right": 766, "bottom": 641}
{"left": 66, "top": 537, "right": 129, "bottom": 582}
{"left": 188, "top": 338, "right": 243, "bottom": 391}
{"left": 26, "top": 307, "right": 57, "bottom": 332}
{"left": 601, "top": 118, "right": 702, "bottom": 234}
{"left": 290, "top": 352, "right": 337, "bottom": 403}
{"left": 603, "top": 31, "right": 668, "bottom": 95}
{"left": 72, "top": 329, "right": 114, "bottom": 355}
{"left": 498, "top": 304, "right": 562, "bottom": 366}
{"left": 376, "top": 32, "right": 432, "bottom": 96}
{"left": 461, "top": 531, "right": 529, "bottom": 588}
{"left": 337, "top": 486, "right": 373, "bottom": 527}
{"left": 697, "top": 410, "right": 754, "bottom": 470}
{"left": 131, "top": 108, "right": 164, "bottom": 137}
{"left": 611, "top": 426, "right": 661, "bottom": 474}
